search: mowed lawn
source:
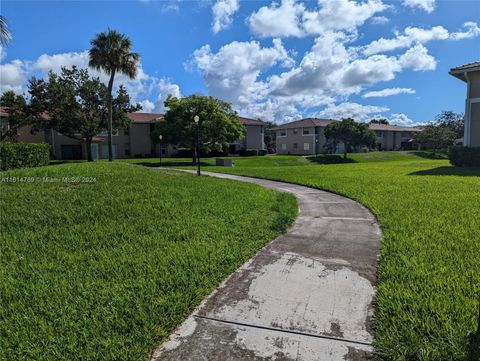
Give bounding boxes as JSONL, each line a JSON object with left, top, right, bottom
{"left": 130, "top": 152, "right": 480, "bottom": 360}
{"left": 0, "top": 162, "right": 297, "bottom": 361}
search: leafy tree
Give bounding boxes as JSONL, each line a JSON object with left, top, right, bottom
{"left": 152, "top": 95, "right": 245, "bottom": 164}
{"left": 0, "top": 16, "right": 12, "bottom": 45}
{"left": 324, "top": 118, "right": 377, "bottom": 159}
{"left": 28, "top": 66, "right": 140, "bottom": 161}
{"left": 413, "top": 124, "right": 456, "bottom": 155}
{"left": 263, "top": 121, "right": 276, "bottom": 152}
{"left": 369, "top": 118, "right": 389, "bottom": 125}
{"left": 89, "top": 29, "right": 139, "bottom": 162}
{"left": 435, "top": 111, "right": 464, "bottom": 138}
{"left": 0, "top": 91, "right": 30, "bottom": 141}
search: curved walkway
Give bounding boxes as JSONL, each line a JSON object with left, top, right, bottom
{"left": 152, "top": 171, "right": 382, "bottom": 361}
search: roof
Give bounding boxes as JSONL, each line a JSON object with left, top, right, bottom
{"left": 272, "top": 118, "right": 335, "bottom": 130}
{"left": 449, "top": 61, "right": 480, "bottom": 82}
{"left": 128, "top": 112, "right": 164, "bottom": 123}
{"left": 368, "top": 123, "right": 422, "bottom": 132}
{"left": 239, "top": 116, "right": 266, "bottom": 126}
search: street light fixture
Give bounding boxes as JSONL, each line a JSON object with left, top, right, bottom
{"left": 194, "top": 115, "right": 200, "bottom": 176}
{"left": 159, "top": 134, "right": 163, "bottom": 167}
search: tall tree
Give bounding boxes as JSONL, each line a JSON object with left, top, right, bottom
{"left": 324, "top": 118, "right": 377, "bottom": 159}
{"left": 0, "top": 91, "right": 29, "bottom": 141}
{"left": 89, "top": 29, "right": 139, "bottom": 161}
{"left": 413, "top": 124, "right": 456, "bottom": 155}
{"left": 435, "top": 111, "right": 464, "bottom": 138}
{"left": 28, "top": 66, "right": 140, "bottom": 161}
{"left": 369, "top": 118, "right": 389, "bottom": 125}
{"left": 152, "top": 95, "right": 245, "bottom": 164}
{"left": 0, "top": 16, "right": 12, "bottom": 45}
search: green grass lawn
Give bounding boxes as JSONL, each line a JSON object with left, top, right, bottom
{"left": 0, "top": 162, "right": 297, "bottom": 361}
{"left": 127, "top": 151, "right": 480, "bottom": 360}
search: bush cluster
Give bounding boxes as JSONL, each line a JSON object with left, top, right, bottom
{"left": 0, "top": 142, "right": 50, "bottom": 171}
{"left": 448, "top": 146, "right": 480, "bottom": 167}
{"left": 239, "top": 149, "right": 259, "bottom": 156}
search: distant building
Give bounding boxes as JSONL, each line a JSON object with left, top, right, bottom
{"left": 0, "top": 108, "right": 266, "bottom": 160}
{"left": 273, "top": 118, "right": 421, "bottom": 155}
{"left": 449, "top": 61, "right": 480, "bottom": 147}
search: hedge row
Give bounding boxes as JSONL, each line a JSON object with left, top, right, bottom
{"left": 239, "top": 149, "right": 268, "bottom": 156}
{"left": 0, "top": 142, "right": 51, "bottom": 171}
{"left": 448, "top": 146, "right": 480, "bottom": 167}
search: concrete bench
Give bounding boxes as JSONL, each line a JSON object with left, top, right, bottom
{"left": 216, "top": 158, "right": 234, "bottom": 167}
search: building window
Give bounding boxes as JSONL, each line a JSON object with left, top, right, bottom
{"left": 304, "top": 143, "right": 310, "bottom": 151}
{"left": 293, "top": 143, "right": 298, "bottom": 149}
{"left": 281, "top": 144, "right": 287, "bottom": 150}
{"left": 302, "top": 128, "right": 311, "bottom": 135}
{"left": 125, "top": 143, "right": 130, "bottom": 156}
{"left": 279, "top": 129, "right": 287, "bottom": 137}
{"left": 293, "top": 128, "right": 298, "bottom": 134}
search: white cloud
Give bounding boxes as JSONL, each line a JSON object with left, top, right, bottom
{"left": 0, "top": 60, "right": 27, "bottom": 94}
{"left": 248, "top": 0, "right": 305, "bottom": 38}
{"left": 398, "top": 44, "right": 436, "bottom": 71}
{"left": 140, "top": 99, "right": 155, "bottom": 112}
{"left": 191, "top": 38, "right": 294, "bottom": 107}
{"left": 389, "top": 112, "right": 414, "bottom": 125}
{"left": 248, "top": 0, "right": 390, "bottom": 38}
{"left": 363, "top": 87, "right": 415, "bottom": 98}
{"left": 450, "top": 22, "right": 480, "bottom": 40}
{"left": 403, "top": 0, "right": 435, "bottom": 13}
{"left": 212, "top": 0, "right": 239, "bottom": 34}
{"left": 151, "top": 78, "right": 182, "bottom": 112}
{"left": 370, "top": 16, "right": 389, "bottom": 25}
{"left": 363, "top": 23, "right": 479, "bottom": 56}
{"left": 316, "top": 102, "right": 389, "bottom": 121}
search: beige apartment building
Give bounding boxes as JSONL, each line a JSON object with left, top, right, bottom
{"left": 273, "top": 118, "right": 335, "bottom": 155}
{"left": 1, "top": 108, "right": 266, "bottom": 160}
{"left": 449, "top": 61, "right": 480, "bottom": 147}
{"left": 274, "top": 118, "right": 421, "bottom": 155}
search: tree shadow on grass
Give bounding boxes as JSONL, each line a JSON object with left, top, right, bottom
{"left": 409, "top": 166, "right": 480, "bottom": 177}
{"left": 408, "top": 151, "right": 449, "bottom": 160}
{"left": 137, "top": 161, "right": 210, "bottom": 168}
{"left": 468, "top": 332, "right": 480, "bottom": 361}
{"left": 305, "top": 155, "right": 357, "bottom": 164}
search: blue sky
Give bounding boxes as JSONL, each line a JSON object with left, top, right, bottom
{"left": 1, "top": 0, "right": 479, "bottom": 125}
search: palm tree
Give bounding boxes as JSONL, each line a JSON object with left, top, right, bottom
{"left": 89, "top": 29, "right": 139, "bottom": 161}
{"left": 0, "top": 16, "right": 12, "bottom": 45}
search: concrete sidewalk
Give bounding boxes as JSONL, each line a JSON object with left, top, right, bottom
{"left": 151, "top": 172, "right": 382, "bottom": 361}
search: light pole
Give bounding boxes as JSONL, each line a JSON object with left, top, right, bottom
{"left": 158, "top": 134, "right": 163, "bottom": 167}
{"left": 194, "top": 115, "right": 200, "bottom": 176}
{"left": 315, "top": 138, "right": 318, "bottom": 158}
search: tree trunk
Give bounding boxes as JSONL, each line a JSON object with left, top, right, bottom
{"left": 107, "top": 69, "right": 116, "bottom": 162}
{"left": 343, "top": 143, "right": 348, "bottom": 159}
{"left": 86, "top": 139, "right": 93, "bottom": 162}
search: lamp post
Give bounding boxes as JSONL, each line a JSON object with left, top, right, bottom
{"left": 194, "top": 115, "right": 200, "bottom": 176}
{"left": 158, "top": 134, "right": 163, "bottom": 167}
{"left": 315, "top": 138, "right": 318, "bottom": 158}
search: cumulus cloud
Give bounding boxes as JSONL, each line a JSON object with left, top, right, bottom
{"left": 316, "top": 102, "right": 389, "bottom": 121}
{"left": 398, "top": 44, "right": 436, "bottom": 71}
{"left": 389, "top": 112, "right": 414, "bottom": 125}
{"left": 190, "top": 38, "right": 294, "bottom": 107}
{"left": 0, "top": 60, "right": 27, "bottom": 94}
{"left": 403, "top": 0, "right": 435, "bottom": 13}
{"left": 212, "top": 0, "right": 239, "bottom": 34}
{"left": 0, "top": 49, "right": 181, "bottom": 114}
{"left": 362, "top": 87, "right": 415, "bottom": 98}
{"left": 363, "top": 22, "right": 480, "bottom": 56}
{"left": 248, "top": 0, "right": 390, "bottom": 38}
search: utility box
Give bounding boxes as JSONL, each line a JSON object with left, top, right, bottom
{"left": 216, "top": 158, "right": 234, "bottom": 167}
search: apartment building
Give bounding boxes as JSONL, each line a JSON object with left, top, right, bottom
{"left": 369, "top": 123, "right": 421, "bottom": 150}
{"left": 1, "top": 108, "right": 266, "bottom": 160}
{"left": 274, "top": 118, "right": 421, "bottom": 155}
{"left": 273, "top": 118, "right": 335, "bottom": 155}
{"left": 449, "top": 61, "right": 480, "bottom": 146}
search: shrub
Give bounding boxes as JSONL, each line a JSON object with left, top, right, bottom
{"left": 448, "top": 146, "right": 480, "bottom": 167}
{"left": 0, "top": 142, "right": 50, "bottom": 171}
{"left": 239, "top": 149, "right": 258, "bottom": 156}
{"left": 258, "top": 149, "right": 268, "bottom": 156}
{"left": 173, "top": 148, "right": 192, "bottom": 158}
